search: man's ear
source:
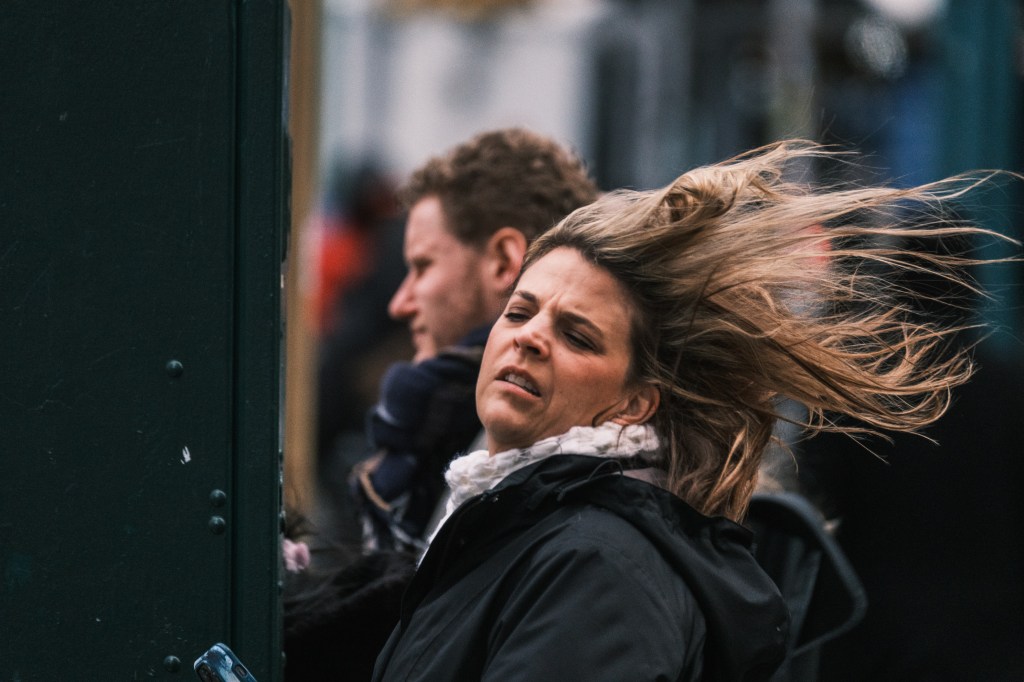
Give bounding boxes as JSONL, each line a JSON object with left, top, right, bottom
{"left": 611, "top": 384, "right": 661, "bottom": 426}
{"left": 484, "top": 227, "right": 528, "bottom": 292}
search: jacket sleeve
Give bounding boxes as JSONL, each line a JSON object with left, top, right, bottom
{"left": 481, "top": 522, "right": 706, "bottom": 681}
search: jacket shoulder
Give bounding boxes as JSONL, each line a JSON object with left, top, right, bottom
{"left": 482, "top": 503, "right": 707, "bottom": 681}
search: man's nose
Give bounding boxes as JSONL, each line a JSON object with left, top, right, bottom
{"left": 388, "top": 274, "right": 415, "bottom": 320}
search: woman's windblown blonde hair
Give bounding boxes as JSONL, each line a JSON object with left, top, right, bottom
{"left": 524, "top": 140, "right": 1018, "bottom": 521}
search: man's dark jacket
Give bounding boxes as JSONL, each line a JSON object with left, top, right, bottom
{"left": 354, "top": 325, "right": 489, "bottom": 550}
{"left": 372, "top": 455, "right": 789, "bottom": 681}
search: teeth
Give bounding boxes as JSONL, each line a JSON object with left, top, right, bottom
{"left": 503, "top": 373, "right": 539, "bottom": 396}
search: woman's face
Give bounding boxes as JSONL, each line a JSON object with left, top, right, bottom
{"left": 477, "top": 247, "right": 658, "bottom": 454}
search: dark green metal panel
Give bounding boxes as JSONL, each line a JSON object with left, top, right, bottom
{"left": 0, "top": 1, "right": 285, "bottom": 679}
{"left": 230, "top": 1, "right": 289, "bottom": 678}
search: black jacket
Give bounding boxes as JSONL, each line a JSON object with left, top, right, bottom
{"left": 372, "top": 455, "right": 789, "bottom": 681}
{"left": 354, "top": 325, "right": 489, "bottom": 551}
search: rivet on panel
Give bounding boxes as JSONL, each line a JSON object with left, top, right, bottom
{"left": 209, "top": 489, "right": 227, "bottom": 507}
{"left": 166, "top": 360, "right": 184, "bottom": 378}
{"left": 209, "top": 516, "right": 227, "bottom": 534}
{"left": 163, "top": 655, "right": 181, "bottom": 672}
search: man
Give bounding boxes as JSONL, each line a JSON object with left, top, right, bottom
{"left": 351, "top": 128, "right": 599, "bottom": 552}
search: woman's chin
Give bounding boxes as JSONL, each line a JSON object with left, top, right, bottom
{"left": 484, "top": 428, "right": 537, "bottom": 455}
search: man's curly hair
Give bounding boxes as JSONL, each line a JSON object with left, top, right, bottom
{"left": 401, "top": 128, "right": 599, "bottom": 247}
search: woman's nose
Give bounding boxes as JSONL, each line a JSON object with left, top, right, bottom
{"left": 513, "top": 319, "right": 549, "bottom": 358}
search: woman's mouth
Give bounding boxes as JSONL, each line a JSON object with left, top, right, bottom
{"left": 502, "top": 372, "right": 540, "bottom": 397}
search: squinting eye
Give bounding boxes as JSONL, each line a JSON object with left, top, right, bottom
{"left": 566, "top": 332, "right": 593, "bottom": 350}
{"left": 504, "top": 310, "right": 529, "bottom": 322}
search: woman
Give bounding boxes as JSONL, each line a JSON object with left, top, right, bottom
{"left": 371, "top": 141, "right": 1015, "bottom": 681}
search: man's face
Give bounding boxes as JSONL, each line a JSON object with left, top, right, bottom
{"left": 388, "top": 196, "right": 492, "bottom": 362}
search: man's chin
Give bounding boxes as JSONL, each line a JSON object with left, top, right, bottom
{"left": 412, "top": 341, "right": 437, "bottom": 363}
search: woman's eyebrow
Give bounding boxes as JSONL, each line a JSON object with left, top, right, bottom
{"left": 562, "top": 310, "right": 604, "bottom": 340}
{"left": 510, "top": 290, "right": 537, "bottom": 305}
{"left": 514, "top": 290, "right": 605, "bottom": 340}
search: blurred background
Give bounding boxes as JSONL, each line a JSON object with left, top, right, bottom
{"left": 285, "top": 0, "right": 1023, "bottom": 678}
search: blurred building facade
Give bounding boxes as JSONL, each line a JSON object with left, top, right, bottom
{"left": 318, "top": 0, "right": 1017, "bottom": 189}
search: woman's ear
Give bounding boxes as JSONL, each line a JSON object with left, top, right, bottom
{"left": 484, "top": 227, "right": 528, "bottom": 292}
{"left": 611, "top": 384, "right": 660, "bottom": 426}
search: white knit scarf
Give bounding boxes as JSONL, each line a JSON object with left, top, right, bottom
{"left": 430, "top": 422, "right": 661, "bottom": 544}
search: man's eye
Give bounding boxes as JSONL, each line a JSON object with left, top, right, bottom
{"left": 409, "top": 259, "right": 430, "bottom": 275}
